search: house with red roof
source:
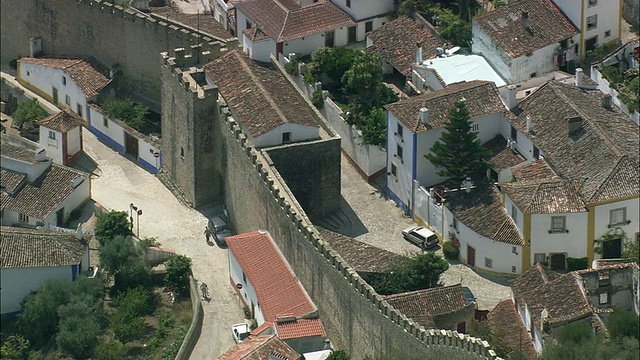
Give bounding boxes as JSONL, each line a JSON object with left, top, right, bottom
{"left": 230, "top": 0, "right": 355, "bottom": 62}
{"left": 217, "top": 334, "right": 302, "bottom": 360}
{"left": 37, "top": 110, "right": 84, "bottom": 166}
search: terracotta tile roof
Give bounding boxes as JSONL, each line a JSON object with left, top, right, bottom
{"left": 366, "top": 16, "right": 440, "bottom": 75}
{"left": 226, "top": 231, "right": 317, "bottom": 322}
{"left": 243, "top": 27, "right": 270, "bottom": 42}
{"left": 232, "top": 0, "right": 354, "bottom": 42}
{"left": 1, "top": 142, "right": 37, "bottom": 163}
{"left": 512, "top": 81, "right": 640, "bottom": 203}
{"left": 149, "top": 5, "right": 233, "bottom": 40}
{"left": 511, "top": 159, "right": 560, "bottom": 183}
{"left": 385, "top": 81, "right": 505, "bottom": 133}
{"left": 0, "top": 226, "right": 86, "bottom": 268}
{"left": 382, "top": 284, "right": 472, "bottom": 329}
{"left": 503, "top": 180, "right": 586, "bottom": 214}
{"left": 19, "top": 56, "right": 111, "bottom": 98}
{"left": 484, "top": 135, "right": 526, "bottom": 171}
{"left": 37, "top": 110, "right": 84, "bottom": 133}
{"left": 217, "top": 334, "right": 301, "bottom": 360}
{"left": 1, "top": 163, "right": 89, "bottom": 220}
{"left": 511, "top": 264, "right": 592, "bottom": 329}
{"left": 473, "top": 0, "right": 578, "bottom": 58}
{"left": 204, "top": 50, "right": 319, "bottom": 138}
{"left": 487, "top": 299, "right": 537, "bottom": 358}
{"left": 445, "top": 183, "right": 523, "bottom": 245}
{"left": 274, "top": 317, "right": 326, "bottom": 340}
{"left": 0, "top": 168, "right": 26, "bottom": 194}
{"left": 317, "top": 227, "right": 403, "bottom": 273}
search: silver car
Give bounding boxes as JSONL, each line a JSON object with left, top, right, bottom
{"left": 208, "top": 216, "right": 233, "bottom": 246}
{"left": 402, "top": 226, "right": 439, "bottom": 249}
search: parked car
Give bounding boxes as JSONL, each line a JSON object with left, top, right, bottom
{"left": 402, "top": 226, "right": 439, "bottom": 249}
{"left": 232, "top": 323, "right": 250, "bottom": 343}
{"left": 208, "top": 215, "right": 233, "bottom": 246}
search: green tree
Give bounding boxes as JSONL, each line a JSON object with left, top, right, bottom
{"left": 365, "top": 252, "right": 449, "bottom": 295}
{"left": 101, "top": 98, "right": 148, "bottom": 132}
{"left": 95, "top": 210, "right": 131, "bottom": 246}
{"left": 469, "top": 320, "right": 511, "bottom": 358}
{"left": 12, "top": 98, "right": 47, "bottom": 132}
{"left": 425, "top": 98, "right": 491, "bottom": 186}
{"left": 623, "top": 237, "right": 640, "bottom": 263}
{"left": 114, "top": 286, "right": 157, "bottom": 317}
{"left": 99, "top": 235, "right": 139, "bottom": 275}
{"left": 56, "top": 295, "right": 103, "bottom": 359}
{"left": 608, "top": 309, "right": 640, "bottom": 340}
{"left": 95, "top": 338, "right": 127, "bottom": 360}
{"left": 113, "top": 258, "right": 153, "bottom": 293}
{"left": 327, "top": 350, "right": 351, "bottom": 360}
{"left": 0, "top": 335, "right": 30, "bottom": 360}
{"left": 540, "top": 334, "right": 639, "bottom": 360}
{"left": 358, "top": 107, "right": 388, "bottom": 147}
{"left": 109, "top": 311, "right": 145, "bottom": 344}
{"left": 164, "top": 255, "right": 192, "bottom": 294}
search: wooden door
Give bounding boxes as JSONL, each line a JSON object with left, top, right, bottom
{"left": 124, "top": 131, "right": 138, "bottom": 159}
{"left": 467, "top": 245, "right": 475, "bottom": 267}
{"left": 52, "top": 87, "right": 58, "bottom": 105}
{"left": 550, "top": 253, "right": 566, "bottom": 270}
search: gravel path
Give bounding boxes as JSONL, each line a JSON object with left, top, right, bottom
{"left": 332, "top": 153, "right": 512, "bottom": 311}
{"left": 82, "top": 128, "right": 242, "bottom": 359}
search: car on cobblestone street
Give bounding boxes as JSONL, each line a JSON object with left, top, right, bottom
{"left": 232, "top": 323, "right": 250, "bottom": 343}
{"left": 402, "top": 226, "right": 439, "bottom": 249}
{"left": 209, "top": 215, "right": 233, "bottom": 246}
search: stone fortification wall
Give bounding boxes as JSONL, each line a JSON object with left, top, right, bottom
{"left": 0, "top": 0, "right": 236, "bottom": 112}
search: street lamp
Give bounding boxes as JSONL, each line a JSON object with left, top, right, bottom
{"left": 129, "top": 203, "right": 142, "bottom": 237}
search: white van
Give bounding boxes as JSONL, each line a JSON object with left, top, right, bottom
{"left": 402, "top": 226, "right": 439, "bottom": 248}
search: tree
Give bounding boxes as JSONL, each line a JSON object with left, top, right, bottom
{"left": 608, "top": 309, "right": 640, "bottom": 340}
{"left": 95, "top": 338, "right": 127, "bottom": 360}
{"left": 56, "top": 295, "right": 103, "bottom": 359}
{"left": 623, "top": 239, "right": 639, "bottom": 263}
{"left": 12, "top": 98, "right": 47, "bottom": 132}
{"left": 99, "top": 235, "right": 139, "bottom": 275}
{"left": 109, "top": 311, "right": 145, "bottom": 344}
{"left": 95, "top": 210, "right": 131, "bottom": 246}
{"left": 0, "top": 335, "right": 30, "bottom": 360}
{"left": 425, "top": 98, "right": 491, "bottom": 186}
{"left": 469, "top": 320, "right": 511, "bottom": 358}
{"left": 327, "top": 350, "right": 350, "bottom": 360}
{"left": 114, "top": 286, "right": 157, "bottom": 317}
{"left": 113, "top": 258, "right": 153, "bottom": 293}
{"left": 101, "top": 98, "right": 149, "bottom": 133}
{"left": 164, "top": 255, "right": 192, "bottom": 294}
{"left": 364, "top": 252, "right": 449, "bottom": 295}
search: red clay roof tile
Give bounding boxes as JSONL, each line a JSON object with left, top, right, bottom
{"left": 275, "top": 318, "right": 326, "bottom": 340}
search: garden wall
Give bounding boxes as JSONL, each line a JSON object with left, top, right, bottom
{"left": 590, "top": 67, "right": 640, "bottom": 125}
{"left": 175, "top": 275, "right": 203, "bottom": 360}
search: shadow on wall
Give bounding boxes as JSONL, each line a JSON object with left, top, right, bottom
{"left": 313, "top": 196, "right": 368, "bottom": 238}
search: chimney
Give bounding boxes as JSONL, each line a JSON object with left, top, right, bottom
{"left": 521, "top": 11, "right": 530, "bottom": 31}
{"left": 601, "top": 93, "right": 612, "bottom": 109}
{"left": 526, "top": 115, "right": 532, "bottom": 132}
{"left": 506, "top": 85, "right": 517, "bottom": 110}
{"left": 575, "top": 68, "right": 584, "bottom": 88}
{"left": 75, "top": 223, "right": 83, "bottom": 240}
{"left": 34, "top": 148, "right": 47, "bottom": 162}
{"left": 416, "top": 42, "right": 423, "bottom": 65}
{"left": 568, "top": 116, "right": 583, "bottom": 135}
{"left": 420, "top": 108, "right": 429, "bottom": 126}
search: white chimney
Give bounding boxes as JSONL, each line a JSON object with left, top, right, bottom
{"left": 70, "top": 175, "right": 84, "bottom": 188}
{"left": 416, "top": 42, "right": 423, "bottom": 65}
{"left": 75, "top": 223, "right": 83, "bottom": 240}
{"left": 526, "top": 115, "right": 532, "bottom": 132}
{"left": 506, "top": 85, "right": 517, "bottom": 110}
{"left": 34, "top": 148, "right": 47, "bottom": 162}
{"left": 420, "top": 108, "right": 429, "bottom": 126}
{"left": 521, "top": 11, "right": 530, "bottom": 31}
{"left": 575, "top": 68, "right": 584, "bottom": 88}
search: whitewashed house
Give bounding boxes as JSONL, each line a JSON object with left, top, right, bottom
{"left": 204, "top": 50, "right": 320, "bottom": 148}
{"left": 37, "top": 110, "right": 84, "bottom": 166}
{"left": 226, "top": 230, "right": 319, "bottom": 326}
{"left": 230, "top": 0, "right": 355, "bottom": 62}
{"left": 472, "top": 0, "right": 579, "bottom": 84}
{"left": 17, "top": 56, "right": 113, "bottom": 121}
{"left": 0, "top": 226, "right": 90, "bottom": 315}
{"left": 329, "top": 0, "right": 394, "bottom": 42}
{"left": 1, "top": 135, "right": 90, "bottom": 228}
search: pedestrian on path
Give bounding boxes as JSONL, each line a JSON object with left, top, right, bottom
{"left": 204, "top": 226, "right": 212, "bottom": 244}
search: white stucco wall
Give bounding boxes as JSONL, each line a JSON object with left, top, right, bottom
{"left": 0, "top": 266, "right": 73, "bottom": 314}
{"left": 593, "top": 197, "right": 640, "bottom": 258}
{"left": 331, "top": 0, "right": 393, "bottom": 22}
{"left": 228, "top": 251, "right": 265, "bottom": 325}
{"left": 530, "top": 212, "right": 589, "bottom": 264}
{"left": 213, "top": 0, "right": 232, "bottom": 29}
{"left": 138, "top": 139, "right": 162, "bottom": 171}
{"left": 244, "top": 36, "right": 277, "bottom": 62}
{"left": 42, "top": 175, "right": 90, "bottom": 226}
{"left": 39, "top": 127, "right": 64, "bottom": 164}
{"left": 412, "top": 67, "right": 446, "bottom": 92}
{"left": 67, "top": 126, "right": 82, "bottom": 157}
{"left": 472, "top": 20, "right": 514, "bottom": 83}
{"left": 387, "top": 112, "right": 416, "bottom": 209}
{"left": 251, "top": 123, "right": 320, "bottom": 148}
{"left": 504, "top": 194, "right": 524, "bottom": 237}
{"left": 509, "top": 43, "right": 565, "bottom": 84}
{"left": 590, "top": 67, "right": 640, "bottom": 125}
{"left": 18, "top": 63, "right": 88, "bottom": 119}
{"left": 88, "top": 106, "right": 125, "bottom": 149}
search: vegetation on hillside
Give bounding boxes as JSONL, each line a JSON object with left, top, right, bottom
{"left": 12, "top": 98, "right": 47, "bottom": 136}
{"left": 362, "top": 252, "right": 449, "bottom": 295}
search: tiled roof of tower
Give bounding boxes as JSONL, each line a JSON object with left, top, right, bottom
{"left": 484, "top": 135, "right": 527, "bottom": 171}
{"left": 384, "top": 81, "right": 505, "bottom": 133}
{"left": 19, "top": 56, "right": 111, "bottom": 97}
{"left": 1, "top": 164, "right": 89, "bottom": 219}
{"left": 473, "top": 0, "right": 578, "bottom": 58}
{"left": 487, "top": 299, "right": 537, "bottom": 358}
{"left": 37, "top": 110, "right": 84, "bottom": 133}
{"left": 511, "top": 264, "right": 592, "bottom": 329}
{"left": 225, "top": 231, "right": 317, "bottom": 322}
{"left": 1, "top": 226, "right": 86, "bottom": 268}
{"left": 366, "top": 16, "right": 440, "bottom": 75}
{"left": 274, "top": 318, "right": 326, "bottom": 340}
{"left": 217, "top": 334, "right": 301, "bottom": 360}
{"left": 232, "top": 0, "right": 354, "bottom": 42}
{"left": 317, "top": 227, "right": 403, "bottom": 273}
{"left": 382, "top": 284, "right": 471, "bottom": 329}
{"left": 512, "top": 81, "right": 640, "bottom": 203}
{"left": 445, "top": 183, "right": 523, "bottom": 245}
{"left": 503, "top": 180, "right": 586, "bottom": 214}
{"left": 204, "top": 50, "right": 319, "bottom": 138}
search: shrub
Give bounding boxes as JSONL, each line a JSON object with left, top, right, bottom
{"left": 327, "top": 350, "right": 350, "bottom": 360}
{"left": 566, "top": 257, "right": 589, "bottom": 271}
{"left": 365, "top": 252, "right": 449, "bottom": 295}
{"left": 115, "top": 286, "right": 157, "bottom": 317}
{"left": 101, "top": 98, "right": 148, "bottom": 133}
{"left": 110, "top": 311, "right": 145, "bottom": 344}
{"left": 113, "top": 258, "right": 152, "bottom": 293}
{"left": 12, "top": 98, "right": 47, "bottom": 131}
{"left": 442, "top": 241, "right": 460, "bottom": 260}
{"left": 99, "top": 235, "right": 140, "bottom": 275}
{"left": 95, "top": 338, "right": 127, "bottom": 360}
{"left": 0, "top": 335, "right": 30, "bottom": 360}
{"left": 95, "top": 211, "right": 131, "bottom": 246}
{"left": 608, "top": 309, "right": 640, "bottom": 340}
{"left": 312, "top": 89, "right": 324, "bottom": 109}
{"left": 284, "top": 56, "right": 299, "bottom": 76}
{"left": 164, "top": 255, "right": 192, "bottom": 294}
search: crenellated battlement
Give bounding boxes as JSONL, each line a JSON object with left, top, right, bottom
{"left": 162, "top": 47, "right": 218, "bottom": 101}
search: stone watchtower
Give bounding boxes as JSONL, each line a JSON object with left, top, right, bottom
{"left": 160, "top": 46, "right": 223, "bottom": 208}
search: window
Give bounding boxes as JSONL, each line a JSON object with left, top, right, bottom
{"left": 282, "top": 132, "right": 291, "bottom": 144}
{"left": 530, "top": 72, "right": 537, "bottom": 78}
{"left": 346, "top": 0, "right": 350, "bottom": 7}
{"left": 48, "top": 130, "right": 56, "bottom": 140}
{"left": 365, "top": 21, "right": 373, "bottom": 33}
{"left": 511, "top": 204, "right": 518, "bottom": 223}
{"left": 472, "top": 123, "right": 479, "bottom": 132}
{"left": 453, "top": 218, "right": 458, "bottom": 231}
{"left": 397, "top": 123, "right": 403, "bottom": 139}
{"left": 534, "top": 253, "right": 546, "bottom": 264}
{"left": 181, "top": 147, "right": 185, "bottom": 159}
{"left": 510, "top": 125, "right": 518, "bottom": 142}
{"left": 26, "top": 71, "right": 30, "bottom": 76}
{"left": 485, "top": 257, "right": 493, "bottom": 268}
{"left": 396, "top": 145, "right": 403, "bottom": 161}
{"left": 609, "top": 208, "right": 626, "bottom": 226}
{"left": 19, "top": 213, "right": 29, "bottom": 223}
{"left": 391, "top": 163, "right": 397, "bottom": 177}
{"left": 588, "top": 0, "right": 597, "bottom": 7}
{"left": 605, "top": 30, "right": 611, "bottom": 38}
{"left": 599, "top": 292, "right": 609, "bottom": 304}
{"left": 587, "top": 15, "right": 597, "bottom": 30}
{"left": 512, "top": 266, "right": 517, "bottom": 273}
{"left": 598, "top": 271, "right": 611, "bottom": 286}
{"left": 65, "top": 94, "right": 71, "bottom": 106}
{"left": 242, "top": 271, "right": 247, "bottom": 283}
{"left": 103, "top": 116, "right": 108, "bottom": 128}
{"left": 551, "top": 216, "right": 566, "bottom": 233}
{"left": 246, "top": 20, "right": 252, "bottom": 29}
{"left": 62, "top": 76, "right": 67, "bottom": 85}
{"left": 77, "top": 103, "right": 83, "bottom": 118}
{"left": 533, "top": 146, "right": 540, "bottom": 159}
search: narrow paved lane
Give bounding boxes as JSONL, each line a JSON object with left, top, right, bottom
{"left": 82, "top": 128, "right": 242, "bottom": 359}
